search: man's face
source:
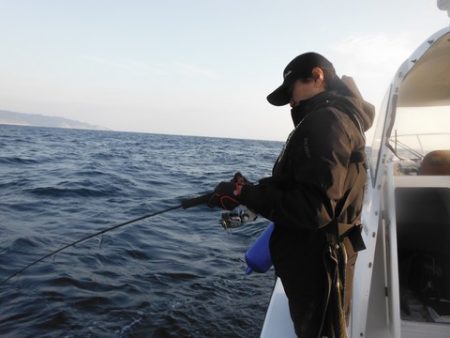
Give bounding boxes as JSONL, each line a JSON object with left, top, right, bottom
{"left": 289, "top": 78, "right": 324, "bottom": 107}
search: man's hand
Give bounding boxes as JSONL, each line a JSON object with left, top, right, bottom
{"left": 208, "top": 172, "right": 249, "bottom": 210}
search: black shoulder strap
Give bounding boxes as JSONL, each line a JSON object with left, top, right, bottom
{"left": 335, "top": 157, "right": 366, "bottom": 220}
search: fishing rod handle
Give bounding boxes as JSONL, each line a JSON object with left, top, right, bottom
{"left": 181, "top": 192, "right": 213, "bottom": 209}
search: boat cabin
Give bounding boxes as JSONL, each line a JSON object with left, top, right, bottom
{"left": 355, "top": 25, "right": 450, "bottom": 338}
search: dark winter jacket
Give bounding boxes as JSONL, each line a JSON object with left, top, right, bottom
{"left": 240, "top": 90, "right": 374, "bottom": 232}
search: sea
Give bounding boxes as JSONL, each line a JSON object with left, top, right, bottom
{"left": 0, "top": 124, "right": 283, "bottom": 338}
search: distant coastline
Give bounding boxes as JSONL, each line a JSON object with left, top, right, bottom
{"left": 0, "top": 109, "right": 107, "bottom": 131}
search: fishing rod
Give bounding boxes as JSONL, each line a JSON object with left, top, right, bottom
{"left": 1, "top": 192, "right": 213, "bottom": 286}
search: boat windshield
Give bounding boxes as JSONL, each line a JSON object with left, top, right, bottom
{"left": 390, "top": 105, "right": 450, "bottom": 175}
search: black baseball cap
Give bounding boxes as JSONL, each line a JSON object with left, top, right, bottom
{"left": 267, "top": 52, "right": 336, "bottom": 106}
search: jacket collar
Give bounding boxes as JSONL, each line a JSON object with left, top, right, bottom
{"left": 290, "top": 91, "right": 332, "bottom": 127}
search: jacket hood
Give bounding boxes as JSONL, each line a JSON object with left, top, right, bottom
{"left": 339, "top": 75, "right": 375, "bottom": 132}
{"left": 291, "top": 76, "right": 375, "bottom": 132}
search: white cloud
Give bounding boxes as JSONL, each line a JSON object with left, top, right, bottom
{"left": 79, "top": 54, "right": 218, "bottom": 81}
{"left": 78, "top": 54, "right": 169, "bottom": 78}
{"left": 173, "top": 62, "right": 218, "bottom": 79}
{"left": 332, "top": 32, "right": 415, "bottom": 80}
{"left": 334, "top": 33, "right": 413, "bottom": 63}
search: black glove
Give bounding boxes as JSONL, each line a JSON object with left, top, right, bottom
{"left": 208, "top": 172, "right": 250, "bottom": 210}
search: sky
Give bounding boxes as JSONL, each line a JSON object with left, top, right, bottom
{"left": 0, "top": 0, "right": 449, "bottom": 142}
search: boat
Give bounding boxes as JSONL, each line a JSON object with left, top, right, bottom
{"left": 260, "top": 9, "right": 450, "bottom": 338}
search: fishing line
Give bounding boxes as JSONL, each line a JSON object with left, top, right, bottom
{"left": 1, "top": 191, "right": 212, "bottom": 285}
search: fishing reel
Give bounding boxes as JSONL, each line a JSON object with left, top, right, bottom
{"left": 220, "top": 206, "right": 257, "bottom": 229}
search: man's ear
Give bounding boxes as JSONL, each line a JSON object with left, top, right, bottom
{"left": 311, "top": 67, "right": 325, "bottom": 83}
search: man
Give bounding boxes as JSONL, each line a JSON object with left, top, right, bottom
{"left": 209, "top": 52, "right": 374, "bottom": 337}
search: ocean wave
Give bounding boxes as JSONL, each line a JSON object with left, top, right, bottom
{"left": 0, "top": 156, "right": 38, "bottom": 165}
{"left": 9, "top": 237, "right": 41, "bottom": 250}
{"left": 26, "top": 186, "right": 118, "bottom": 198}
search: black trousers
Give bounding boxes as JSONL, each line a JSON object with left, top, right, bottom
{"left": 274, "top": 236, "right": 357, "bottom": 338}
